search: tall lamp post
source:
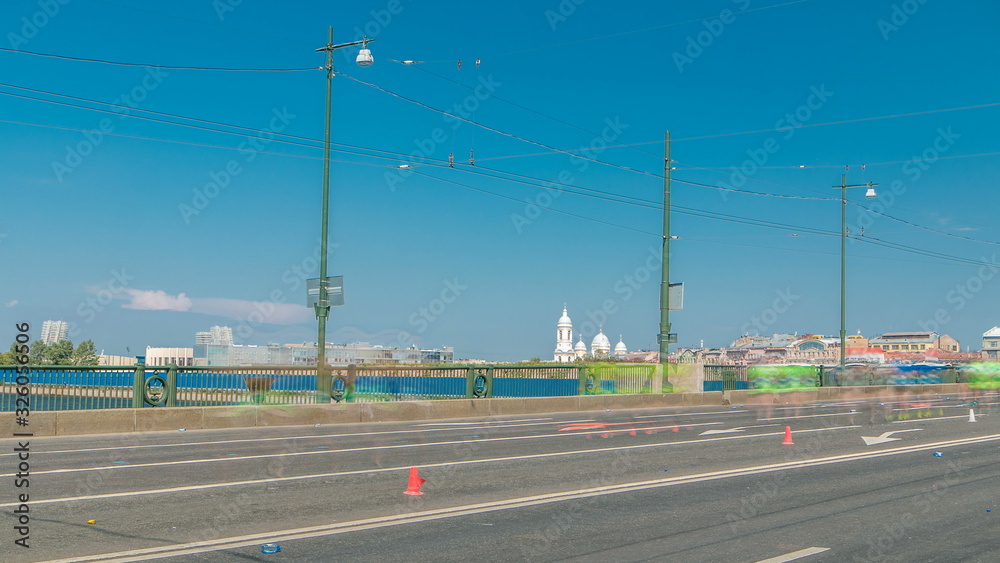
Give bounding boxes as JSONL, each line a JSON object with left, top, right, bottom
{"left": 659, "top": 131, "right": 672, "bottom": 387}
{"left": 833, "top": 174, "right": 877, "bottom": 369}
{"left": 314, "top": 28, "right": 374, "bottom": 402}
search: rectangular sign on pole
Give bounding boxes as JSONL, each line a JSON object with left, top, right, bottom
{"left": 306, "top": 276, "right": 344, "bottom": 307}
{"left": 668, "top": 282, "right": 684, "bottom": 310}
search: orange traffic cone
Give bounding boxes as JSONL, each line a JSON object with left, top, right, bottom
{"left": 404, "top": 466, "right": 426, "bottom": 495}
{"left": 782, "top": 426, "right": 794, "bottom": 445}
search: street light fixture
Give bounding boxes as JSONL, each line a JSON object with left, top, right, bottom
{"left": 313, "top": 28, "right": 374, "bottom": 403}
{"left": 833, "top": 173, "right": 878, "bottom": 370}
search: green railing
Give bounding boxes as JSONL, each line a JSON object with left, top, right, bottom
{"left": 0, "top": 362, "right": 664, "bottom": 411}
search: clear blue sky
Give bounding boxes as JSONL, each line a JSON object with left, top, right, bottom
{"left": 2, "top": 0, "right": 998, "bottom": 361}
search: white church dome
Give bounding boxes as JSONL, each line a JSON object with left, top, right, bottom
{"left": 592, "top": 329, "right": 611, "bottom": 355}
{"left": 574, "top": 337, "right": 587, "bottom": 353}
{"left": 614, "top": 336, "right": 628, "bottom": 356}
{"left": 558, "top": 305, "right": 572, "bottom": 326}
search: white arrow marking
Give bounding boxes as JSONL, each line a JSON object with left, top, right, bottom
{"left": 700, "top": 424, "right": 778, "bottom": 436}
{"left": 862, "top": 428, "right": 922, "bottom": 445}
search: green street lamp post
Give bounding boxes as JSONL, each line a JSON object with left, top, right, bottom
{"left": 659, "top": 131, "right": 672, "bottom": 385}
{"left": 834, "top": 173, "right": 877, "bottom": 369}
{"left": 314, "top": 28, "right": 374, "bottom": 402}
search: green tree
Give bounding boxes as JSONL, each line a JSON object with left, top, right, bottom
{"left": 71, "top": 340, "right": 99, "bottom": 365}
{"left": 29, "top": 340, "right": 49, "bottom": 364}
{"left": 46, "top": 340, "right": 74, "bottom": 365}
{"left": 0, "top": 343, "right": 18, "bottom": 365}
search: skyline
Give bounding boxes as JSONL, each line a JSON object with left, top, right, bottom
{"left": 23, "top": 315, "right": 999, "bottom": 360}
{"left": 2, "top": 0, "right": 999, "bottom": 361}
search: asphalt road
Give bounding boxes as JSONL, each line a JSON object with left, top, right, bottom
{"left": 2, "top": 390, "right": 998, "bottom": 562}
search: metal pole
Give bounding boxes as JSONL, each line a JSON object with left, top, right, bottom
{"left": 659, "top": 131, "right": 671, "bottom": 388}
{"left": 832, "top": 174, "right": 877, "bottom": 371}
{"left": 840, "top": 174, "right": 846, "bottom": 370}
{"left": 316, "top": 26, "right": 334, "bottom": 403}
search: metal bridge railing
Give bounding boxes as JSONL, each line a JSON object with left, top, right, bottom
{"left": 0, "top": 362, "right": 661, "bottom": 411}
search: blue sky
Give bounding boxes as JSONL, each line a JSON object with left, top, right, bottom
{"left": 1, "top": 0, "right": 998, "bottom": 361}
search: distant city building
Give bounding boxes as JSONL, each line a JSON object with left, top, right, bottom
{"left": 195, "top": 326, "right": 233, "bottom": 346}
{"left": 145, "top": 347, "right": 194, "bottom": 366}
{"left": 98, "top": 354, "right": 134, "bottom": 366}
{"left": 983, "top": 327, "right": 1000, "bottom": 360}
{"left": 194, "top": 341, "right": 454, "bottom": 367}
{"left": 553, "top": 305, "right": 627, "bottom": 362}
{"left": 869, "top": 332, "right": 960, "bottom": 353}
{"left": 687, "top": 330, "right": 968, "bottom": 366}
{"left": 40, "top": 320, "right": 68, "bottom": 344}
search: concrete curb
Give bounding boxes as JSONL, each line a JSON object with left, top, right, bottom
{"left": 0, "top": 385, "right": 971, "bottom": 437}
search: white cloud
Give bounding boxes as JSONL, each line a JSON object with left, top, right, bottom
{"left": 117, "top": 289, "right": 313, "bottom": 325}
{"left": 4, "top": 299, "right": 18, "bottom": 308}
{"left": 122, "top": 289, "right": 193, "bottom": 311}
{"left": 192, "top": 298, "right": 313, "bottom": 325}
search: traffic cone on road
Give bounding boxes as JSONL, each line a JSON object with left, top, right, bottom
{"left": 404, "top": 466, "right": 426, "bottom": 495}
{"left": 782, "top": 426, "right": 794, "bottom": 445}
{"left": 969, "top": 409, "right": 977, "bottom": 423}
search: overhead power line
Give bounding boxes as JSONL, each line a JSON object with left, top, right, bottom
{"left": 0, "top": 47, "right": 315, "bottom": 72}
{"left": 335, "top": 71, "right": 661, "bottom": 179}
{"left": 847, "top": 201, "right": 1000, "bottom": 247}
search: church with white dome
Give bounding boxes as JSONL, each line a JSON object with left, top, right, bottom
{"left": 554, "top": 305, "right": 628, "bottom": 362}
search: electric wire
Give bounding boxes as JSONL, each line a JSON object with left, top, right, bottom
{"left": 846, "top": 201, "right": 1000, "bottom": 246}
{"left": 407, "top": 169, "right": 661, "bottom": 237}
{"left": 0, "top": 47, "right": 315, "bottom": 72}
{"left": 5, "top": 78, "right": 995, "bottom": 254}
{"left": 335, "top": 71, "right": 662, "bottom": 178}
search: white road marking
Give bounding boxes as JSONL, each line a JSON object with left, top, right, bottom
{"left": 0, "top": 425, "right": 862, "bottom": 507}
{"left": 635, "top": 410, "right": 748, "bottom": 418}
{"left": 35, "top": 434, "right": 1000, "bottom": 563}
{"left": 0, "top": 421, "right": 723, "bottom": 478}
{"left": 760, "top": 412, "right": 860, "bottom": 420}
{"left": 413, "top": 417, "right": 558, "bottom": 426}
{"left": 892, "top": 415, "right": 971, "bottom": 424}
{"left": 0, "top": 419, "right": 596, "bottom": 458}
{"left": 755, "top": 546, "right": 830, "bottom": 562}
{"left": 700, "top": 424, "right": 779, "bottom": 436}
{"left": 861, "top": 428, "right": 922, "bottom": 445}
